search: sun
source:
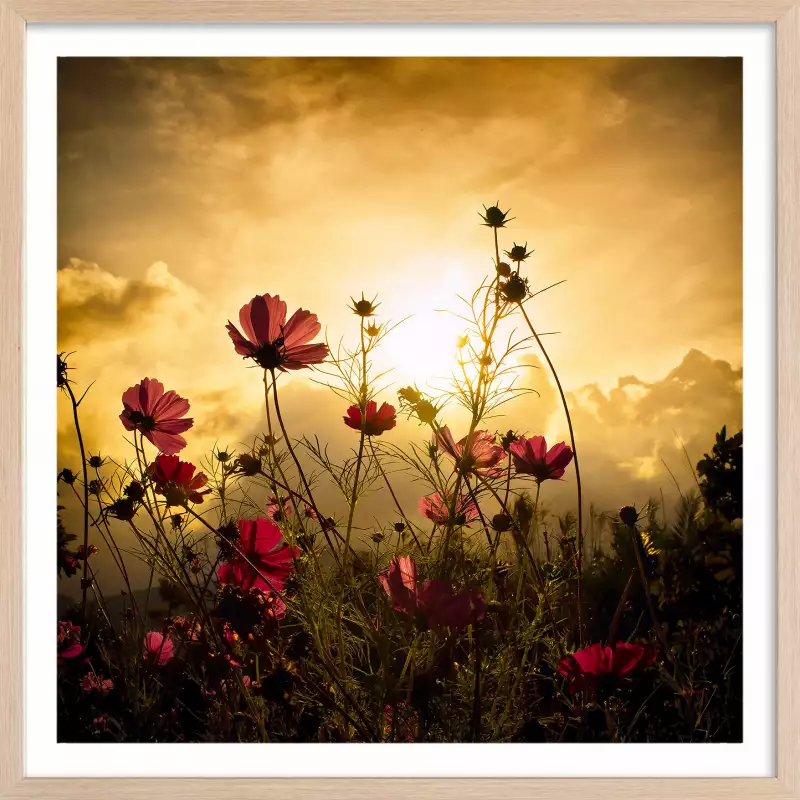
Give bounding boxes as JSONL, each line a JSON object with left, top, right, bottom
{"left": 375, "top": 261, "right": 478, "bottom": 390}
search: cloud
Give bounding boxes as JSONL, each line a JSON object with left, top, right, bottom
{"left": 55, "top": 57, "right": 743, "bottom": 594}
{"left": 58, "top": 258, "right": 203, "bottom": 343}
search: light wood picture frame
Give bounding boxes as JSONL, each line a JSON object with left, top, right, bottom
{"left": 1, "top": 2, "right": 796, "bottom": 797}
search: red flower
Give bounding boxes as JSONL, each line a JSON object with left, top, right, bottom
{"left": 217, "top": 518, "right": 298, "bottom": 593}
{"left": 419, "top": 492, "right": 479, "bottom": 526}
{"left": 76, "top": 544, "right": 98, "bottom": 559}
{"left": 509, "top": 435, "right": 573, "bottom": 482}
{"left": 436, "top": 427, "right": 504, "bottom": 474}
{"left": 226, "top": 294, "right": 329, "bottom": 371}
{"left": 378, "top": 555, "right": 485, "bottom": 630}
{"left": 343, "top": 400, "right": 397, "bottom": 436}
{"left": 558, "top": 642, "right": 657, "bottom": 693}
{"left": 120, "top": 377, "right": 193, "bottom": 455}
{"left": 143, "top": 631, "right": 174, "bottom": 665}
{"left": 148, "top": 454, "right": 210, "bottom": 506}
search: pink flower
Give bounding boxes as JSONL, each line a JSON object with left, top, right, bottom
{"left": 217, "top": 518, "right": 298, "bottom": 593}
{"left": 509, "top": 435, "right": 573, "bottom": 483}
{"left": 343, "top": 401, "right": 397, "bottom": 436}
{"left": 379, "top": 555, "right": 485, "bottom": 630}
{"left": 226, "top": 294, "right": 329, "bottom": 372}
{"left": 143, "top": 631, "right": 175, "bottom": 665}
{"left": 80, "top": 673, "right": 113, "bottom": 695}
{"left": 436, "top": 427, "right": 505, "bottom": 474}
{"left": 558, "top": 642, "right": 657, "bottom": 693}
{"left": 419, "top": 492, "right": 480, "bottom": 526}
{"left": 266, "top": 495, "right": 292, "bottom": 523}
{"left": 148, "top": 454, "right": 210, "bottom": 505}
{"left": 302, "top": 504, "right": 317, "bottom": 520}
{"left": 120, "top": 378, "right": 193, "bottom": 455}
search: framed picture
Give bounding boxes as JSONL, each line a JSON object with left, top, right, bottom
{"left": 1, "top": 3, "right": 796, "bottom": 798}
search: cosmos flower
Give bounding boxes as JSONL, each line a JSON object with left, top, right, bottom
{"left": 80, "top": 673, "right": 114, "bottom": 695}
{"left": 435, "top": 427, "right": 505, "bottom": 474}
{"left": 120, "top": 378, "right": 193, "bottom": 455}
{"left": 226, "top": 294, "right": 329, "bottom": 371}
{"left": 148, "top": 454, "right": 210, "bottom": 506}
{"left": 57, "top": 621, "right": 84, "bottom": 663}
{"left": 76, "top": 544, "right": 98, "bottom": 560}
{"left": 509, "top": 435, "right": 573, "bottom": 483}
{"left": 419, "top": 492, "right": 480, "bottom": 526}
{"left": 217, "top": 518, "right": 298, "bottom": 593}
{"left": 266, "top": 495, "right": 292, "bottom": 523}
{"left": 379, "top": 555, "right": 485, "bottom": 630}
{"left": 343, "top": 401, "right": 397, "bottom": 436}
{"left": 143, "top": 632, "right": 175, "bottom": 665}
{"left": 558, "top": 642, "right": 657, "bottom": 693}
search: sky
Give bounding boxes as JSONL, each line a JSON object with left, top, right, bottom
{"left": 57, "top": 57, "right": 743, "bottom": 592}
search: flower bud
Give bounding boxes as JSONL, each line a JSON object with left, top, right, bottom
{"left": 350, "top": 293, "right": 380, "bottom": 317}
{"left": 491, "top": 513, "right": 512, "bottom": 532}
{"left": 398, "top": 386, "right": 422, "bottom": 405}
{"left": 501, "top": 430, "right": 518, "bottom": 451}
{"left": 416, "top": 400, "right": 438, "bottom": 425}
{"left": 500, "top": 273, "right": 528, "bottom": 303}
{"left": 504, "top": 243, "right": 533, "bottom": 262}
{"left": 236, "top": 453, "right": 262, "bottom": 476}
{"left": 124, "top": 481, "right": 145, "bottom": 502}
{"left": 496, "top": 261, "right": 511, "bottom": 277}
{"left": 619, "top": 506, "right": 638, "bottom": 527}
{"left": 480, "top": 204, "right": 511, "bottom": 228}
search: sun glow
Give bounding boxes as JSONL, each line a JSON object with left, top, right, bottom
{"left": 377, "top": 260, "right": 482, "bottom": 390}
{"left": 376, "top": 259, "right": 526, "bottom": 410}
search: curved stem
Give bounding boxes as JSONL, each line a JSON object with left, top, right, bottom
{"left": 64, "top": 382, "right": 91, "bottom": 629}
{"left": 369, "top": 439, "right": 422, "bottom": 550}
{"left": 269, "top": 372, "right": 355, "bottom": 567}
{"left": 517, "top": 301, "right": 584, "bottom": 644}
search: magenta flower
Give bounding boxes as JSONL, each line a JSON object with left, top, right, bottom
{"left": 509, "top": 435, "right": 573, "bottom": 483}
{"left": 436, "top": 427, "right": 505, "bottom": 474}
{"left": 80, "top": 673, "right": 114, "bottom": 695}
{"left": 57, "top": 620, "right": 84, "bottom": 663}
{"left": 419, "top": 492, "right": 480, "bottom": 526}
{"left": 558, "top": 642, "right": 657, "bottom": 693}
{"left": 143, "top": 631, "right": 175, "bottom": 665}
{"left": 379, "top": 555, "right": 485, "bottom": 630}
{"left": 343, "top": 401, "right": 397, "bottom": 436}
{"left": 120, "top": 377, "right": 193, "bottom": 455}
{"left": 226, "top": 294, "right": 329, "bottom": 372}
{"left": 217, "top": 518, "right": 298, "bottom": 593}
{"left": 148, "top": 454, "right": 210, "bottom": 505}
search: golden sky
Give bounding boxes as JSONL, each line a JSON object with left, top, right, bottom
{"left": 57, "top": 57, "right": 743, "bottom": 586}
